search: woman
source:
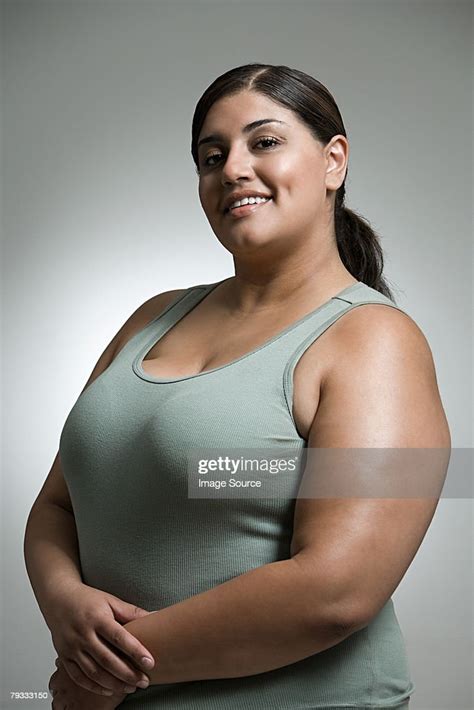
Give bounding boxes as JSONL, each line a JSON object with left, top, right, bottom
{"left": 25, "top": 63, "right": 450, "bottom": 709}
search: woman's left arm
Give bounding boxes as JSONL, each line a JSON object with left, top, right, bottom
{"left": 122, "top": 305, "right": 451, "bottom": 687}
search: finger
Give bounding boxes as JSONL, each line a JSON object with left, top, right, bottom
{"left": 105, "top": 621, "right": 155, "bottom": 673}
{"left": 74, "top": 648, "right": 142, "bottom": 695}
{"left": 108, "top": 598, "right": 152, "bottom": 624}
{"left": 87, "top": 633, "right": 151, "bottom": 689}
{"left": 61, "top": 656, "right": 116, "bottom": 697}
{"left": 98, "top": 620, "right": 155, "bottom": 674}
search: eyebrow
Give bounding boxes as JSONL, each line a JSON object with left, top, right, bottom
{"left": 197, "top": 118, "right": 289, "bottom": 149}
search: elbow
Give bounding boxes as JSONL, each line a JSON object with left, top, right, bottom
{"left": 302, "top": 593, "right": 367, "bottom": 649}
{"left": 327, "top": 603, "right": 370, "bottom": 638}
{"left": 328, "top": 580, "right": 372, "bottom": 635}
{"left": 314, "top": 591, "right": 370, "bottom": 639}
{"left": 292, "top": 558, "right": 369, "bottom": 639}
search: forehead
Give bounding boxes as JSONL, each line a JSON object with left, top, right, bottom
{"left": 199, "top": 90, "right": 298, "bottom": 137}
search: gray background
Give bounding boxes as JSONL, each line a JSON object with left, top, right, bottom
{"left": 1, "top": 1, "right": 472, "bottom": 708}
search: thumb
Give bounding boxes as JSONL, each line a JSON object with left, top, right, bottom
{"left": 107, "top": 596, "right": 152, "bottom": 624}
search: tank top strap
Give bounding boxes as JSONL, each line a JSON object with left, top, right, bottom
{"left": 281, "top": 281, "right": 410, "bottom": 425}
{"left": 143, "top": 283, "right": 215, "bottom": 329}
{"left": 115, "top": 281, "right": 218, "bottom": 361}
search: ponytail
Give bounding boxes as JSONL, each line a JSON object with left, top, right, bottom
{"left": 335, "top": 183, "right": 396, "bottom": 301}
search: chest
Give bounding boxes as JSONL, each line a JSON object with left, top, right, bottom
{"left": 140, "top": 313, "right": 336, "bottom": 441}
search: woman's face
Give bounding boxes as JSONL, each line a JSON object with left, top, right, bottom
{"left": 196, "top": 90, "right": 347, "bottom": 254}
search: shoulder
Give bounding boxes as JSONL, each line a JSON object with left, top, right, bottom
{"left": 314, "top": 300, "right": 450, "bottom": 448}
{"left": 325, "top": 299, "right": 435, "bottom": 383}
{"left": 137, "top": 287, "right": 190, "bottom": 325}
{"left": 112, "top": 286, "right": 190, "bottom": 357}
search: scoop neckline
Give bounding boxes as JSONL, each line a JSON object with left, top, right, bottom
{"left": 132, "top": 278, "right": 363, "bottom": 384}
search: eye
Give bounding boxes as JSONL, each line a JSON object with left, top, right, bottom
{"left": 256, "top": 136, "right": 280, "bottom": 149}
{"left": 203, "top": 151, "right": 221, "bottom": 168}
{"left": 202, "top": 136, "right": 281, "bottom": 168}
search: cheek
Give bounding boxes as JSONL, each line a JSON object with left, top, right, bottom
{"left": 269, "top": 156, "right": 305, "bottom": 192}
{"left": 198, "top": 180, "right": 215, "bottom": 211}
{"left": 278, "top": 157, "right": 324, "bottom": 203}
{"left": 198, "top": 181, "right": 204, "bottom": 204}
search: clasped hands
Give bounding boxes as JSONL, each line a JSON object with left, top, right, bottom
{"left": 45, "top": 581, "right": 156, "bottom": 709}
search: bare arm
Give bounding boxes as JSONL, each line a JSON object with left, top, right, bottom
{"left": 24, "top": 286, "right": 187, "bottom": 598}
{"left": 24, "top": 288, "right": 186, "bottom": 695}
{"left": 123, "top": 558, "right": 350, "bottom": 685}
{"left": 24, "top": 492, "right": 84, "bottom": 626}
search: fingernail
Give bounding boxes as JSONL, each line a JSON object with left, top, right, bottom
{"left": 141, "top": 656, "right": 154, "bottom": 668}
{"left": 137, "top": 679, "right": 149, "bottom": 689}
{"left": 124, "top": 685, "right": 136, "bottom": 693}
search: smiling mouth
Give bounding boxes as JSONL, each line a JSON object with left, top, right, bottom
{"left": 224, "top": 197, "right": 273, "bottom": 218}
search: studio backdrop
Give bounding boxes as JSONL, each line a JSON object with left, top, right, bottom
{"left": 1, "top": 1, "right": 472, "bottom": 709}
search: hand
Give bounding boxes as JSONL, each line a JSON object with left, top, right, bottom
{"left": 49, "top": 657, "right": 128, "bottom": 709}
{"left": 43, "top": 578, "right": 155, "bottom": 695}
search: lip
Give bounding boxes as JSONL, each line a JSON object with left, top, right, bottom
{"left": 223, "top": 191, "right": 273, "bottom": 213}
{"left": 224, "top": 197, "right": 273, "bottom": 219}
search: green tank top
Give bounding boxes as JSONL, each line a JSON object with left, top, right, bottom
{"left": 59, "top": 278, "right": 414, "bottom": 709}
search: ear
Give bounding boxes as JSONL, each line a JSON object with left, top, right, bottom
{"left": 325, "top": 135, "right": 349, "bottom": 191}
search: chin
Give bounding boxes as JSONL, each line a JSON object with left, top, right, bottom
{"left": 225, "top": 231, "right": 280, "bottom": 254}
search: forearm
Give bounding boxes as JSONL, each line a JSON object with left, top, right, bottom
{"left": 23, "top": 502, "right": 83, "bottom": 626}
{"left": 124, "top": 558, "right": 348, "bottom": 685}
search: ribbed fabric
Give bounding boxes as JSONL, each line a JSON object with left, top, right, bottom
{"left": 59, "top": 278, "right": 415, "bottom": 709}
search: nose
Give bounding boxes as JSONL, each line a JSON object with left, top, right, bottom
{"left": 221, "top": 146, "right": 255, "bottom": 185}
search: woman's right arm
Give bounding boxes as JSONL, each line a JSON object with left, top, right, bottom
{"left": 23, "top": 288, "right": 186, "bottom": 697}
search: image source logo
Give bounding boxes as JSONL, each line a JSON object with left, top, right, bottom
{"left": 187, "top": 448, "right": 305, "bottom": 498}
{"left": 187, "top": 447, "right": 457, "bottom": 500}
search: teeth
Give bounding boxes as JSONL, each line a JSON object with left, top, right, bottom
{"left": 229, "top": 196, "right": 271, "bottom": 210}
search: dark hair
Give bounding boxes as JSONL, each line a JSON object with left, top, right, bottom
{"left": 191, "top": 63, "right": 396, "bottom": 301}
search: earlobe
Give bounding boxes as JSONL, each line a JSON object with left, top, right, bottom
{"left": 325, "top": 168, "right": 345, "bottom": 192}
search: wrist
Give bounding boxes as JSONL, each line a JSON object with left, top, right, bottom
{"left": 41, "top": 577, "right": 84, "bottom": 624}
